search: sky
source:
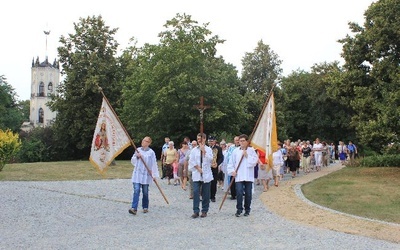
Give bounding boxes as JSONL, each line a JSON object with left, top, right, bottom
{"left": 1, "top": 0, "right": 375, "bottom": 101}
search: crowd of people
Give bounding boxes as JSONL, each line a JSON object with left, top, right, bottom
{"left": 128, "top": 134, "right": 358, "bottom": 218}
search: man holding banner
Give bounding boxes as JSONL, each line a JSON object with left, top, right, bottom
{"left": 227, "top": 134, "right": 258, "bottom": 217}
{"left": 129, "top": 136, "right": 159, "bottom": 215}
{"left": 90, "top": 93, "right": 169, "bottom": 209}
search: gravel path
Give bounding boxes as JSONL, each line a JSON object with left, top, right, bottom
{"left": 1, "top": 168, "right": 399, "bottom": 249}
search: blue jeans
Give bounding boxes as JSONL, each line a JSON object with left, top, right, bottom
{"left": 235, "top": 181, "right": 253, "bottom": 214}
{"left": 192, "top": 181, "right": 211, "bottom": 214}
{"left": 131, "top": 183, "right": 149, "bottom": 210}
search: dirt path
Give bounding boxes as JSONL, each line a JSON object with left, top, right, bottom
{"left": 260, "top": 164, "right": 400, "bottom": 244}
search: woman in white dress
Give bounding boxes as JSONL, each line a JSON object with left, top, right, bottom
{"left": 312, "top": 138, "right": 323, "bottom": 171}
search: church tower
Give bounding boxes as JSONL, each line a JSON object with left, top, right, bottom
{"left": 29, "top": 30, "right": 60, "bottom": 127}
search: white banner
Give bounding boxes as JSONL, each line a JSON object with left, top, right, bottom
{"left": 250, "top": 92, "right": 278, "bottom": 166}
{"left": 89, "top": 98, "right": 131, "bottom": 174}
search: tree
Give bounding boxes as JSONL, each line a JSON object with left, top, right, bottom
{"left": 17, "top": 100, "right": 30, "bottom": 122}
{"left": 279, "top": 62, "right": 355, "bottom": 143}
{"left": 49, "top": 15, "right": 123, "bottom": 160}
{"left": 338, "top": 0, "right": 400, "bottom": 152}
{"left": 0, "top": 75, "right": 25, "bottom": 132}
{"left": 0, "top": 129, "right": 21, "bottom": 171}
{"left": 240, "top": 40, "right": 282, "bottom": 135}
{"left": 121, "top": 14, "right": 247, "bottom": 146}
{"left": 241, "top": 40, "right": 282, "bottom": 95}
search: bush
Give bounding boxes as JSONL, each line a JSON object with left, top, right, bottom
{"left": 382, "top": 143, "right": 400, "bottom": 155}
{"left": 359, "top": 146, "right": 380, "bottom": 157}
{"left": 0, "top": 129, "right": 21, "bottom": 171}
{"left": 357, "top": 154, "right": 400, "bottom": 167}
{"left": 17, "top": 127, "right": 58, "bottom": 162}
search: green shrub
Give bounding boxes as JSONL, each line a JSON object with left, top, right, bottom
{"left": 359, "top": 146, "right": 380, "bottom": 157}
{"left": 17, "top": 127, "right": 58, "bottom": 162}
{"left": 382, "top": 143, "right": 400, "bottom": 155}
{"left": 358, "top": 154, "right": 400, "bottom": 167}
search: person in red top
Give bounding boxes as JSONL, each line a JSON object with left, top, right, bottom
{"left": 256, "top": 149, "right": 272, "bottom": 192}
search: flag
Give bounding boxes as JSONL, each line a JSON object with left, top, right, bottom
{"left": 89, "top": 97, "right": 131, "bottom": 174}
{"left": 250, "top": 92, "right": 278, "bottom": 168}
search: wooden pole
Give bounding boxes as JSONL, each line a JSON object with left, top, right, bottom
{"left": 218, "top": 153, "right": 245, "bottom": 211}
{"left": 193, "top": 96, "right": 210, "bottom": 174}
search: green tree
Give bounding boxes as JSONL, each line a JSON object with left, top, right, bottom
{"left": 338, "top": 0, "right": 400, "bottom": 152}
{"left": 18, "top": 100, "right": 30, "bottom": 122}
{"left": 49, "top": 15, "right": 123, "bottom": 159}
{"left": 240, "top": 40, "right": 282, "bottom": 135}
{"left": 0, "top": 75, "right": 25, "bottom": 132}
{"left": 121, "top": 14, "right": 247, "bottom": 146}
{"left": 0, "top": 129, "right": 21, "bottom": 171}
{"left": 279, "top": 62, "right": 354, "bottom": 143}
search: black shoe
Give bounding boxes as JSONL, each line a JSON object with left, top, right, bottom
{"left": 244, "top": 212, "right": 250, "bottom": 216}
{"left": 230, "top": 196, "right": 236, "bottom": 200}
{"left": 235, "top": 211, "right": 242, "bottom": 217}
{"left": 200, "top": 212, "right": 207, "bottom": 218}
{"left": 191, "top": 213, "right": 199, "bottom": 219}
{"left": 211, "top": 198, "right": 216, "bottom": 202}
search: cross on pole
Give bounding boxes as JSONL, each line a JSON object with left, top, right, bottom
{"left": 194, "top": 96, "right": 210, "bottom": 134}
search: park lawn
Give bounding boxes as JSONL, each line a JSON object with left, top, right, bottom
{"left": 0, "top": 160, "right": 134, "bottom": 181}
{"left": 302, "top": 167, "right": 400, "bottom": 224}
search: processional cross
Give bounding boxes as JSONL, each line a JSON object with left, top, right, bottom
{"left": 193, "top": 96, "right": 210, "bottom": 134}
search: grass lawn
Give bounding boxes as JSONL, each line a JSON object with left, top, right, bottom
{"left": 0, "top": 160, "right": 134, "bottom": 181}
{"left": 302, "top": 166, "right": 400, "bottom": 224}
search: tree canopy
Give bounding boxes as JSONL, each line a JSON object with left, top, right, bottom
{"left": 240, "top": 40, "right": 282, "bottom": 135}
{"left": 121, "top": 14, "right": 247, "bottom": 145}
{"left": 337, "top": 0, "right": 400, "bottom": 151}
{"left": 50, "top": 15, "right": 124, "bottom": 159}
{"left": 0, "top": 75, "right": 26, "bottom": 132}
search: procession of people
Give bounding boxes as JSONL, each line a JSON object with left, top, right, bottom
{"left": 128, "top": 133, "right": 357, "bottom": 218}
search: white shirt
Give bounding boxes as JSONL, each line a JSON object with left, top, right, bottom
{"left": 221, "top": 148, "right": 228, "bottom": 173}
{"left": 188, "top": 145, "right": 213, "bottom": 183}
{"left": 227, "top": 147, "right": 258, "bottom": 182}
{"left": 313, "top": 143, "right": 323, "bottom": 155}
{"left": 338, "top": 144, "right": 347, "bottom": 153}
{"left": 272, "top": 149, "right": 284, "bottom": 166}
{"left": 131, "top": 147, "right": 159, "bottom": 184}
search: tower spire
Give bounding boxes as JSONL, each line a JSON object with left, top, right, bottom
{"left": 43, "top": 29, "right": 50, "bottom": 61}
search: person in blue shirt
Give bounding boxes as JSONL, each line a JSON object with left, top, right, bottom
{"left": 347, "top": 141, "right": 357, "bottom": 162}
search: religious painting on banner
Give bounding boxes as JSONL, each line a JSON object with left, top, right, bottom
{"left": 89, "top": 98, "right": 131, "bottom": 174}
{"left": 250, "top": 92, "right": 278, "bottom": 169}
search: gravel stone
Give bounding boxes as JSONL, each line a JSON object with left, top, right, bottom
{"left": 1, "top": 177, "right": 399, "bottom": 249}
